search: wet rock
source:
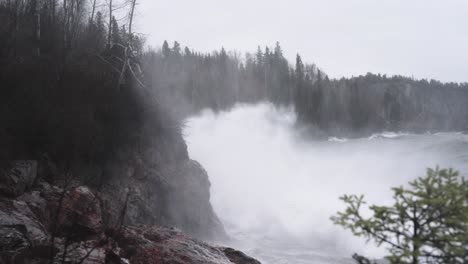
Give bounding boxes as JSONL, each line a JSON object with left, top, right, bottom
{"left": 0, "top": 231, "right": 53, "bottom": 264}
{"left": 0, "top": 160, "right": 37, "bottom": 197}
{"left": 98, "top": 158, "right": 167, "bottom": 230}
{"left": 99, "top": 158, "right": 227, "bottom": 241}
{"left": 57, "top": 186, "right": 103, "bottom": 240}
{"left": 0, "top": 198, "right": 49, "bottom": 246}
{"left": 0, "top": 197, "right": 51, "bottom": 264}
{"left": 0, "top": 158, "right": 259, "bottom": 264}
{"left": 0, "top": 183, "right": 261, "bottom": 264}
{"left": 109, "top": 226, "right": 260, "bottom": 264}
{"left": 0, "top": 225, "right": 30, "bottom": 251}
{"left": 222, "top": 247, "right": 262, "bottom": 264}
{"left": 18, "top": 190, "right": 50, "bottom": 229}
{"left": 165, "top": 160, "right": 226, "bottom": 240}
{"left": 53, "top": 239, "right": 108, "bottom": 264}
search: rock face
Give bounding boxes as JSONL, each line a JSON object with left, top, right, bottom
{"left": 108, "top": 226, "right": 257, "bottom": 264}
{"left": 165, "top": 160, "right": 225, "bottom": 240}
{"left": 0, "top": 160, "right": 37, "bottom": 197}
{"left": 56, "top": 186, "right": 103, "bottom": 239}
{"left": 0, "top": 161, "right": 261, "bottom": 264}
{"left": 221, "top": 248, "right": 262, "bottom": 264}
{"left": 97, "top": 149, "right": 226, "bottom": 241}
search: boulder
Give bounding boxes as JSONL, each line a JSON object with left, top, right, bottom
{"left": 0, "top": 156, "right": 258, "bottom": 263}
{"left": 108, "top": 226, "right": 260, "bottom": 264}
{"left": 0, "top": 160, "right": 37, "bottom": 197}
{"left": 222, "top": 248, "right": 262, "bottom": 264}
{"left": 0, "top": 198, "right": 49, "bottom": 246}
{"left": 0, "top": 197, "right": 51, "bottom": 264}
{"left": 57, "top": 186, "right": 103, "bottom": 240}
{"left": 0, "top": 182, "right": 106, "bottom": 263}
{"left": 0, "top": 179, "right": 261, "bottom": 264}
{"left": 0, "top": 225, "right": 30, "bottom": 251}
{"left": 53, "top": 238, "right": 108, "bottom": 264}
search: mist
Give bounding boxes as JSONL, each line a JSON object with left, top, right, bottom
{"left": 1, "top": 0, "right": 467, "bottom": 263}
{"left": 184, "top": 103, "right": 468, "bottom": 263}
{"left": 139, "top": 0, "right": 468, "bottom": 83}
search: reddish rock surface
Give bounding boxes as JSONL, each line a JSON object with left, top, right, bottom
{"left": 106, "top": 226, "right": 260, "bottom": 264}
{"left": 57, "top": 186, "right": 103, "bottom": 239}
{"left": 0, "top": 161, "right": 261, "bottom": 264}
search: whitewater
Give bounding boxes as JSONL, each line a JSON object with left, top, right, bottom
{"left": 183, "top": 103, "right": 468, "bottom": 264}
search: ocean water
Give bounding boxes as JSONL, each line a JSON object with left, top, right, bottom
{"left": 184, "top": 103, "right": 468, "bottom": 264}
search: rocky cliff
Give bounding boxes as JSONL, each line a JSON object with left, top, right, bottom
{"left": 0, "top": 161, "right": 260, "bottom": 264}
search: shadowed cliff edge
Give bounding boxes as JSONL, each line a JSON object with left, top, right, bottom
{"left": 0, "top": 0, "right": 263, "bottom": 261}
{"left": 0, "top": 160, "right": 260, "bottom": 263}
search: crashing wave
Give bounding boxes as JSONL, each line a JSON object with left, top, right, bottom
{"left": 328, "top": 137, "right": 348, "bottom": 142}
{"left": 367, "top": 132, "right": 410, "bottom": 140}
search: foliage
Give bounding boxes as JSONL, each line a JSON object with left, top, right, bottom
{"left": 331, "top": 167, "right": 468, "bottom": 264}
{"left": 142, "top": 40, "right": 468, "bottom": 134}
{"left": 1, "top": 0, "right": 468, "bottom": 173}
{"left": 0, "top": 0, "right": 174, "bottom": 177}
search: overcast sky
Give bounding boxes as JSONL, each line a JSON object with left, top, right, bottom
{"left": 136, "top": 0, "right": 468, "bottom": 83}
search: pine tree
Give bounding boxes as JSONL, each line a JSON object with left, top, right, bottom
{"left": 295, "top": 54, "right": 304, "bottom": 81}
{"left": 295, "top": 54, "right": 306, "bottom": 119}
{"left": 172, "top": 41, "right": 181, "bottom": 56}
{"left": 162, "top": 40, "right": 170, "bottom": 59}
{"left": 332, "top": 167, "right": 468, "bottom": 264}
{"left": 274, "top": 41, "right": 283, "bottom": 59}
{"left": 111, "top": 16, "right": 121, "bottom": 45}
{"left": 184, "top": 46, "right": 191, "bottom": 56}
{"left": 255, "top": 46, "right": 264, "bottom": 66}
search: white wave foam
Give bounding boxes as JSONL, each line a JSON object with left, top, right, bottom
{"left": 367, "top": 131, "right": 410, "bottom": 140}
{"left": 328, "top": 137, "right": 348, "bottom": 142}
{"left": 184, "top": 103, "right": 468, "bottom": 264}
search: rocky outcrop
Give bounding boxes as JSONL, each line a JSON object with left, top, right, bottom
{"left": 0, "top": 160, "right": 37, "bottom": 197}
{"left": 221, "top": 248, "right": 262, "bottom": 264}
{"left": 108, "top": 226, "right": 257, "bottom": 264}
{"left": 0, "top": 161, "right": 260, "bottom": 264}
{"left": 97, "top": 152, "right": 226, "bottom": 241}
{"left": 0, "top": 195, "right": 51, "bottom": 263}
{"left": 164, "top": 160, "right": 226, "bottom": 240}
{"left": 56, "top": 185, "right": 103, "bottom": 240}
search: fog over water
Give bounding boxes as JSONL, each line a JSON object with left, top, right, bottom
{"left": 184, "top": 103, "right": 468, "bottom": 264}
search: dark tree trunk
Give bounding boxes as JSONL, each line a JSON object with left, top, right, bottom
{"left": 35, "top": 12, "right": 40, "bottom": 56}
{"left": 90, "top": 0, "right": 96, "bottom": 23}
{"left": 107, "top": 0, "right": 112, "bottom": 48}
{"left": 128, "top": 0, "right": 136, "bottom": 35}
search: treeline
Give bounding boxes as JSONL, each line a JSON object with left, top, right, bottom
{"left": 2, "top": 0, "right": 468, "bottom": 169}
{"left": 145, "top": 41, "right": 468, "bottom": 136}
{"left": 0, "top": 0, "right": 181, "bottom": 176}
{"left": 143, "top": 42, "right": 296, "bottom": 116}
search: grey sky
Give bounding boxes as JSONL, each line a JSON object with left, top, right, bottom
{"left": 137, "top": 0, "right": 468, "bottom": 83}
